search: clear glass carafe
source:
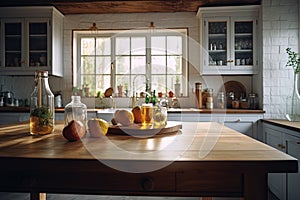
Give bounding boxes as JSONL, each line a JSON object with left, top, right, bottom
{"left": 64, "top": 96, "right": 87, "bottom": 129}
{"left": 30, "top": 71, "right": 55, "bottom": 135}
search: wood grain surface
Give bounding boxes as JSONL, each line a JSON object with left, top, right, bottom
{"left": 0, "top": 121, "right": 297, "bottom": 200}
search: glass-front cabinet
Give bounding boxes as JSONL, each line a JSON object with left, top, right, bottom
{"left": 198, "top": 6, "right": 260, "bottom": 75}
{"left": 3, "top": 20, "right": 23, "bottom": 68}
{"left": 28, "top": 20, "right": 48, "bottom": 67}
{"left": 0, "top": 7, "right": 64, "bottom": 76}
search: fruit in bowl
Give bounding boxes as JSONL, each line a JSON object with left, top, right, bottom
{"left": 132, "top": 106, "right": 143, "bottom": 123}
{"left": 113, "top": 109, "right": 134, "bottom": 126}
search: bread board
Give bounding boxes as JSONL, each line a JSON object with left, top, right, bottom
{"left": 107, "top": 121, "right": 182, "bottom": 137}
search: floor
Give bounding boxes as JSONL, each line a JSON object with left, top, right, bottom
{"left": 0, "top": 192, "right": 279, "bottom": 200}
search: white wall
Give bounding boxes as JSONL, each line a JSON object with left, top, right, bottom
{"left": 262, "top": 0, "right": 299, "bottom": 119}
{"left": 62, "top": 12, "right": 252, "bottom": 108}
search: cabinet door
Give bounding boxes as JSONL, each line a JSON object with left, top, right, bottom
{"left": 1, "top": 19, "right": 24, "bottom": 68}
{"left": 202, "top": 17, "right": 231, "bottom": 74}
{"left": 231, "top": 17, "right": 257, "bottom": 73}
{"left": 264, "top": 126, "right": 286, "bottom": 200}
{"left": 286, "top": 134, "right": 300, "bottom": 200}
{"left": 27, "top": 19, "right": 49, "bottom": 68}
{"left": 199, "top": 6, "right": 259, "bottom": 75}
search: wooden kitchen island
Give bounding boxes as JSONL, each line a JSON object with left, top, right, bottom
{"left": 0, "top": 121, "right": 297, "bottom": 200}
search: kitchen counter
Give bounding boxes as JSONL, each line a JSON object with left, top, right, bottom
{"left": 0, "top": 121, "right": 297, "bottom": 200}
{"left": 0, "top": 107, "right": 265, "bottom": 114}
{"left": 262, "top": 119, "right": 300, "bottom": 133}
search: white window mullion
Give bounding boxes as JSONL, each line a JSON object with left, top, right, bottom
{"left": 111, "top": 37, "right": 116, "bottom": 90}
{"left": 146, "top": 36, "right": 151, "bottom": 90}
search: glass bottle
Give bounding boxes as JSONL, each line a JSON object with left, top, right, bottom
{"left": 30, "top": 71, "right": 55, "bottom": 135}
{"left": 64, "top": 96, "right": 87, "bottom": 130}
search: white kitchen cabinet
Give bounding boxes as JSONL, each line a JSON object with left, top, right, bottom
{"left": 168, "top": 112, "right": 263, "bottom": 138}
{"left": 0, "top": 6, "right": 64, "bottom": 76}
{"left": 197, "top": 5, "right": 260, "bottom": 75}
{"left": 262, "top": 122, "right": 300, "bottom": 200}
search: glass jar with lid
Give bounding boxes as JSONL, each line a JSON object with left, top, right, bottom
{"left": 64, "top": 96, "right": 87, "bottom": 130}
{"left": 248, "top": 93, "right": 258, "bottom": 109}
{"left": 30, "top": 70, "right": 54, "bottom": 135}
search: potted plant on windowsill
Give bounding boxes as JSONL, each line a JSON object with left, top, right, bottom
{"left": 285, "top": 48, "right": 300, "bottom": 121}
{"left": 83, "top": 83, "right": 90, "bottom": 97}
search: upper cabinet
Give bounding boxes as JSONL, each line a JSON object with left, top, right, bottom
{"left": 197, "top": 6, "right": 261, "bottom": 75}
{"left": 0, "top": 7, "right": 64, "bottom": 76}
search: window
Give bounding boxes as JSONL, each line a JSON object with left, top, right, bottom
{"left": 73, "top": 28, "right": 188, "bottom": 97}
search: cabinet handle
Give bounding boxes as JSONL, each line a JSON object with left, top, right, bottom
{"left": 227, "top": 60, "right": 234, "bottom": 63}
{"left": 233, "top": 118, "right": 241, "bottom": 123}
{"left": 297, "top": 142, "right": 300, "bottom": 145}
{"left": 277, "top": 144, "right": 286, "bottom": 149}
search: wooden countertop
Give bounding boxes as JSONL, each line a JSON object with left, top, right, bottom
{"left": 0, "top": 107, "right": 265, "bottom": 114}
{"left": 262, "top": 119, "right": 300, "bottom": 133}
{"left": 0, "top": 121, "right": 297, "bottom": 200}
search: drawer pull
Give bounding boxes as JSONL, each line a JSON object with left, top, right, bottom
{"left": 297, "top": 142, "right": 300, "bottom": 145}
{"left": 233, "top": 118, "right": 241, "bottom": 123}
{"left": 141, "top": 177, "right": 154, "bottom": 191}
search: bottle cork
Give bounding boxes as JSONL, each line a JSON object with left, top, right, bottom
{"left": 195, "top": 82, "right": 202, "bottom": 108}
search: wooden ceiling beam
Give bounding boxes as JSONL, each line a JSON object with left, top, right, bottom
{"left": 0, "top": 0, "right": 261, "bottom": 15}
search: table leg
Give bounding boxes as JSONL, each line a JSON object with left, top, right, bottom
{"left": 243, "top": 172, "right": 267, "bottom": 200}
{"left": 30, "top": 192, "right": 46, "bottom": 200}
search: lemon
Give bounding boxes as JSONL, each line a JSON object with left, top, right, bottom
{"left": 96, "top": 118, "right": 110, "bottom": 134}
{"left": 88, "top": 118, "right": 109, "bottom": 137}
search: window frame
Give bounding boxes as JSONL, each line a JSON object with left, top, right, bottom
{"left": 73, "top": 28, "right": 189, "bottom": 97}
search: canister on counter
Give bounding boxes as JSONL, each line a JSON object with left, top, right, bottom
{"left": 248, "top": 93, "right": 259, "bottom": 109}
{"left": 202, "top": 88, "right": 213, "bottom": 108}
{"left": 195, "top": 82, "right": 202, "bottom": 108}
{"left": 217, "top": 92, "right": 225, "bottom": 109}
{"left": 232, "top": 100, "right": 240, "bottom": 109}
{"left": 226, "top": 92, "right": 234, "bottom": 108}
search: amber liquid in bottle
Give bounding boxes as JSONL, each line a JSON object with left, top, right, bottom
{"left": 30, "top": 115, "right": 54, "bottom": 135}
{"left": 30, "top": 71, "right": 55, "bottom": 135}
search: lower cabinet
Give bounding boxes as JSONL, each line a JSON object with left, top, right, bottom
{"left": 262, "top": 122, "right": 300, "bottom": 200}
{"left": 0, "top": 112, "right": 30, "bottom": 125}
{"left": 168, "top": 113, "right": 263, "bottom": 138}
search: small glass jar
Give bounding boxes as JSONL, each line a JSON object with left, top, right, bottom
{"left": 248, "top": 93, "right": 259, "bottom": 110}
{"left": 64, "top": 96, "right": 87, "bottom": 130}
{"left": 30, "top": 71, "right": 55, "bottom": 135}
{"left": 217, "top": 92, "right": 225, "bottom": 109}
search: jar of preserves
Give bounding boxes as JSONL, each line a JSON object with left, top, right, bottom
{"left": 30, "top": 71, "right": 54, "bottom": 135}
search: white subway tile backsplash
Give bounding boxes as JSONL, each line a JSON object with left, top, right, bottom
{"left": 262, "top": 0, "right": 299, "bottom": 119}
